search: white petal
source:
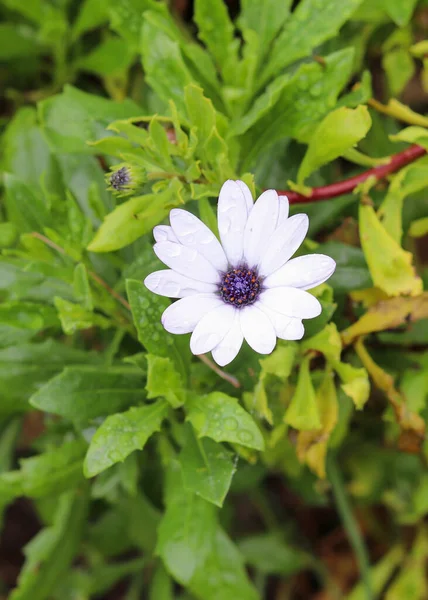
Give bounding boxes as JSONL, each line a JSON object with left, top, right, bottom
{"left": 264, "top": 254, "right": 336, "bottom": 290}
{"left": 259, "top": 287, "right": 321, "bottom": 319}
{"left": 144, "top": 270, "right": 217, "bottom": 298}
{"left": 161, "top": 294, "right": 223, "bottom": 334}
{"left": 211, "top": 313, "right": 243, "bottom": 366}
{"left": 276, "top": 195, "right": 290, "bottom": 228}
{"left": 240, "top": 304, "right": 276, "bottom": 355}
{"left": 190, "top": 304, "right": 236, "bottom": 355}
{"left": 169, "top": 209, "right": 228, "bottom": 272}
{"left": 260, "top": 305, "right": 304, "bottom": 340}
{"left": 236, "top": 180, "right": 254, "bottom": 214}
{"left": 153, "top": 225, "right": 178, "bottom": 243}
{"left": 243, "top": 189, "right": 279, "bottom": 268}
{"left": 154, "top": 242, "right": 220, "bottom": 284}
{"left": 258, "top": 213, "right": 309, "bottom": 277}
{"left": 217, "top": 180, "right": 250, "bottom": 267}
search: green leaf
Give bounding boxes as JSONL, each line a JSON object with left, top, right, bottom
{"left": 72, "top": 0, "right": 109, "bottom": 39}
{"left": 303, "top": 285, "right": 337, "bottom": 339}
{"left": 238, "top": 533, "right": 308, "bottom": 576}
{"left": 0, "top": 340, "right": 100, "bottom": 411}
{"left": 73, "top": 263, "right": 93, "bottom": 310}
{"left": 77, "top": 37, "right": 134, "bottom": 76}
{"left": 186, "top": 392, "right": 264, "bottom": 451}
{"left": 141, "top": 13, "right": 196, "bottom": 113}
{"left": 179, "top": 424, "right": 237, "bottom": 507}
{"left": 383, "top": 48, "right": 415, "bottom": 97}
{"left": 38, "top": 85, "right": 141, "bottom": 153}
{"left": 409, "top": 217, "right": 428, "bottom": 238}
{"left": 250, "top": 345, "right": 297, "bottom": 424}
{"left": 149, "top": 563, "right": 174, "bottom": 600}
{"left": 332, "top": 360, "right": 370, "bottom": 409}
{"left": 239, "top": 0, "right": 292, "bottom": 66}
{"left": 239, "top": 49, "right": 355, "bottom": 168}
{"left": 302, "top": 323, "right": 342, "bottom": 362}
{"left": 87, "top": 179, "right": 185, "bottom": 252}
{"left": 146, "top": 354, "right": 185, "bottom": 408}
{"left": 126, "top": 279, "right": 188, "bottom": 378}
{"left": 285, "top": 357, "right": 321, "bottom": 430}
{"left": 0, "top": 222, "right": 17, "bottom": 248}
{"left": 316, "top": 241, "right": 373, "bottom": 293}
{"left": 0, "top": 303, "right": 59, "bottom": 348}
{"left": 54, "top": 297, "right": 110, "bottom": 335}
{"left": 109, "top": 0, "right": 156, "bottom": 50}
{"left": 198, "top": 197, "right": 219, "bottom": 237}
{"left": 390, "top": 126, "right": 428, "bottom": 149}
{"left": 194, "top": 0, "right": 238, "bottom": 73}
{"left": 359, "top": 203, "right": 423, "bottom": 297}
{"left": 84, "top": 400, "right": 168, "bottom": 477}
{"left": 2, "top": 107, "right": 53, "bottom": 189}
{"left": 10, "top": 487, "right": 89, "bottom": 600}
{"left": 189, "top": 528, "right": 258, "bottom": 600}
{"left": 184, "top": 84, "right": 229, "bottom": 164}
{"left": 16, "top": 440, "right": 86, "bottom": 498}
{"left": 4, "top": 174, "right": 51, "bottom": 232}
{"left": 261, "top": 0, "right": 363, "bottom": 85}
{"left": 0, "top": 24, "right": 41, "bottom": 59}
{"left": 297, "top": 106, "right": 371, "bottom": 184}
{"left": 379, "top": 0, "right": 418, "bottom": 26}
{"left": 156, "top": 465, "right": 217, "bottom": 585}
{"left": 260, "top": 345, "right": 297, "bottom": 380}
{"left": 30, "top": 366, "right": 146, "bottom": 428}
{"left": 0, "top": 0, "right": 46, "bottom": 23}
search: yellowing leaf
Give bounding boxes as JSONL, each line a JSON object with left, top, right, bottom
{"left": 284, "top": 357, "right": 321, "bottom": 430}
{"left": 377, "top": 156, "right": 428, "bottom": 243}
{"left": 355, "top": 339, "right": 425, "bottom": 438}
{"left": 342, "top": 293, "right": 428, "bottom": 345}
{"left": 332, "top": 360, "right": 370, "bottom": 410}
{"left": 247, "top": 345, "right": 297, "bottom": 425}
{"left": 359, "top": 203, "right": 422, "bottom": 297}
{"left": 297, "top": 106, "right": 371, "bottom": 184}
{"left": 301, "top": 323, "right": 342, "bottom": 362}
{"left": 350, "top": 287, "right": 389, "bottom": 307}
{"left": 297, "top": 370, "right": 338, "bottom": 478}
{"left": 371, "top": 98, "right": 428, "bottom": 128}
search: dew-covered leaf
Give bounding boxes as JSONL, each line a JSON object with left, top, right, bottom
{"left": 30, "top": 366, "right": 146, "bottom": 428}
{"left": 186, "top": 392, "right": 264, "bottom": 451}
{"left": 179, "top": 424, "right": 236, "bottom": 506}
{"left": 84, "top": 399, "right": 168, "bottom": 477}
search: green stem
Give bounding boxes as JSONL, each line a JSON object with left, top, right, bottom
{"left": 327, "top": 455, "right": 373, "bottom": 600}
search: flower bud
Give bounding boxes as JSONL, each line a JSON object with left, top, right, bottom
{"left": 107, "top": 164, "right": 145, "bottom": 197}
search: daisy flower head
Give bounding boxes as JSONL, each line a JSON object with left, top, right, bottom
{"left": 144, "top": 180, "right": 336, "bottom": 366}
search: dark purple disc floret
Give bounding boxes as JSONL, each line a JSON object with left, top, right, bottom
{"left": 219, "top": 265, "right": 261, "bottom": 308}
{"left": 110, "top": 167, "right": 131, "bottom": 191}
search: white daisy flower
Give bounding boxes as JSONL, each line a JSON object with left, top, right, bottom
{"left": 144, "top": 180, "right": 336, "bottom": 367}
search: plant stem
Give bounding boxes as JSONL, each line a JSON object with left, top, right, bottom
{"left": 277, "top": 144, "right": 426, "bottom": 204}
{"left": 327, "top": 455, "right": 373, "bottom": 600}
{"left": 197, "top": 353, "right": 241, "bottom": 388}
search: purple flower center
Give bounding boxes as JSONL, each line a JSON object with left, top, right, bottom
{"left": 110, "top": 167, "right": 131, "bottom": 191}
{"left": 219, "top": 265, "right": 261, "bottom": 308}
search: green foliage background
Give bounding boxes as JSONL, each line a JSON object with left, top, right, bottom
{"left": 0, "top": 0, "right": 428, "bottom": 598}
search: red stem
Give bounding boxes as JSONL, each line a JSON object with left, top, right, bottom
{"left": 276, "top": 144, "right": 426, "bottom": 204}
